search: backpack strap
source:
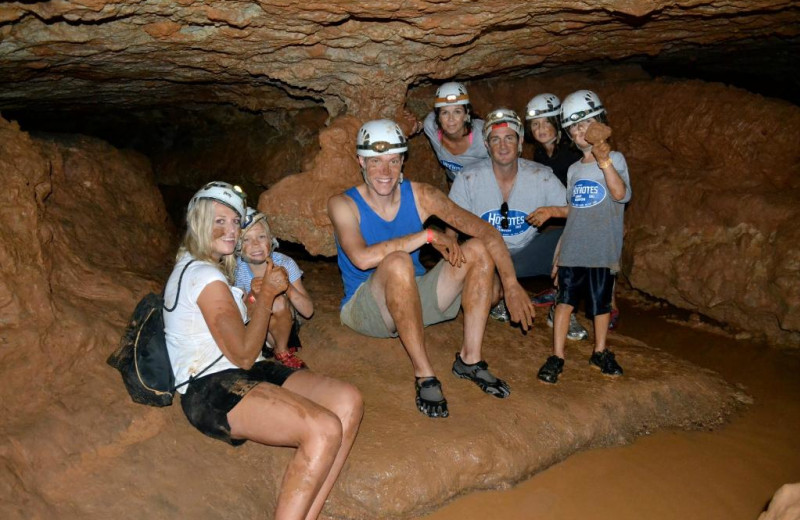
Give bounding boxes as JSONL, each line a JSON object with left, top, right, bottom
{"left": 163, "top": 259, "right": 196, "bottom": 312}
{"left": 163, "top": 259, "right": 227, "bottom": 391}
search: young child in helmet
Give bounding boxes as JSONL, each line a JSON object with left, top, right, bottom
{"left": 524, "top": 93, "right": 589, "bottom": 337}
{"left": 420, "top": 81, "right": 489, "bottom": 182}
{"left": 235, "top": 207, "right": 314, "bottom": 369}
{"left": 527, "top": 89, "right": 632, "bottom": 384}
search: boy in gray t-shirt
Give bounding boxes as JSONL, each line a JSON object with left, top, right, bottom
{"left": 527, "top": 90, "right": 631, "bottom": 385}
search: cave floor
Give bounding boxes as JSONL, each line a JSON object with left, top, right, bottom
{"left": 420, "top": 297, "right": 800, "bottom": 520}
{"left": 5, "top": 255, "right": 775, "bottom": 520}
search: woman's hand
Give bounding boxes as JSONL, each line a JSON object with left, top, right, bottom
{"left": 263, "top": 260, "right": 289, "bottom": 297}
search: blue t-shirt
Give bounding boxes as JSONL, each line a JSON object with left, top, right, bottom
{"left": 234, "top": 251, "right": 303, "bottom": 295}
{"left": 335, "top": 181, "right": 426, "bottom": 308}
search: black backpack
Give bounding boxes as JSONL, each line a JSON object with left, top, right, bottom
{"left": 107, "top": 260, "right": 223, "bottom": 406}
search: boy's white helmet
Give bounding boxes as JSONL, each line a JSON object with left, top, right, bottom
{"left": 188, "top": 181, "right": 247, "bottom": 220}
{"left": 434, "top": 82, "right": 470, "bottom": 107}
{"left": 525, "top": 93, "right": 561, "bottom": 120}
{"left": 560, "top": 90, "right": 606, "bottom": 128}
{"left": 239, "top": 206, "right": 277, "bottom": 254}
{"left": 483, "top": 108, "right": 524, "bottom": 152}
{"left": 241, "top": 206, "right": 267, "bottom": 236}
{"left": 356, "top": 119, "right": 408, "bottom": 157}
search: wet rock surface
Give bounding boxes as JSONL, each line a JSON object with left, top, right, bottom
{"left": 0, "top": 117, "right": 745, "bottom": 518}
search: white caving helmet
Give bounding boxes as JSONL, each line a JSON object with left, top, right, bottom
{"left": 483, "top": 107, "right": 524, "bottom": 153}
{"left": 356, "top": 119, "right": 408, "bottom": 157}
{"left": 241, "top": 206, "right": 267, "bottom": 236}
{"left": 525, "top": 93, "right": 561, "bottom": 120}
{"left": 434, "top": 82, "right": 470, "bottom": 107}
{"left": 188, "top": 181, "right": 247, "bottom": 221}
{"left": 560, "top": 90, "right": 606, "bottom": 129}
{"left": 238, "top": 206, "right": 277, "bottom": 254}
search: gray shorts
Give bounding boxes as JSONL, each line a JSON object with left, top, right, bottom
{"left": 340, "top": 260, "right": 462, "bottom": 338}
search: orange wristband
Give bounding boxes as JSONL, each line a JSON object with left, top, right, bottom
{"left": 426, "top": 229, "right": 434, "bottom": 244}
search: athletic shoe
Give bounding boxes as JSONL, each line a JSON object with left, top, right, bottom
{"left": 589, "top": 349, "right": 623, "bottom": 376}
{"left": 452, "top": 353, "right": 510, "bottom": 398}
{"left": 537, "top": 355, "right": 564, "bottom": 384}
{"left": 547, "top": 307, "right": 589, "bottom": 341}
{"left": 531, "top": 288, "right": 557, "bottom": 307}
{"left": 489, "top": 300, "right": 510, "bottom": 322}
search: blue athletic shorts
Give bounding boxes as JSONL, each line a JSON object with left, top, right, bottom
{"left": 556, "top": 266, "right": 615, "bottom": 318}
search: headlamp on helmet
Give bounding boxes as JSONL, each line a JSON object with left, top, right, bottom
{"left": 356, "top": 119, "right": 408, "bottom": 157}
{"left": 434, "top": 82, "right": 470, "bottom": 108}
{"left": 483, "top": 108, "right": 524, "bottom": 154}
{"left": 525, "top": 93, "right": 562, "bottom": 120}
{"left": 188, "top": 181, "right": 247, "bottom": 221}
{"left": 560, "top": 90, "right": 606, "bottom": 129}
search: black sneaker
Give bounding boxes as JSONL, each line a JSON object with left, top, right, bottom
{"left": 537, "top": 355, "right": 564, "bottom": 384}
{"left": 589, "top": 349, "right": 623, "bottom": 376}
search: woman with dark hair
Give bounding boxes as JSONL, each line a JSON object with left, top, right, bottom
{"left": 420, "top": 81, "right": 489, "bottom": 182}
{"left": 164, "top": 181, "right": 363, "bottom": 520}
{"left": 525, "top": 93, "right": 582, "bottom": 188}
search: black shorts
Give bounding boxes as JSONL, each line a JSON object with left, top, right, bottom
{"left": 556, "top": 266, "right": 615, "bottom": 319}
{"left": 180, "top": 360, "right": 299, "bottom": 446}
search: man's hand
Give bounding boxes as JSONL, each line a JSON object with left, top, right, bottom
{"left": 503, "top": 282, "right": 535, "bottom": 331}
{"left": 430, "top": 229, "right": 466, "bottom": 267}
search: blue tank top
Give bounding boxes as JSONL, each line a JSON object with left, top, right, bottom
{"left": 336, "top": 181, "right": 426, "bottom": 308}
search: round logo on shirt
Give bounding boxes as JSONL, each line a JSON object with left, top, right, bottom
{"left": 440, "top": 160, "right": 463, "bottom": 173}
{"left": 482, "top": 208, "right": 530, "bottom": 236}
{"left": 570, "top": 179, "right": 606, "bottom": 208}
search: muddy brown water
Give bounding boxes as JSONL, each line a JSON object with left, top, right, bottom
{"left": 419, "top": 299, "right": 800, "bottom": 520}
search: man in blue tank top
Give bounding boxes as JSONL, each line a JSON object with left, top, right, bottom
{"left": 328, "top": 119, "right": 535, "bottom": 419}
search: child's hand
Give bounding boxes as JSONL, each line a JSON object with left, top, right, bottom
{"left": 586, "top": 122, "right": 613, "bottom": 165}
{"left": 527, "top": 207, "right": 551, "bottom": 228}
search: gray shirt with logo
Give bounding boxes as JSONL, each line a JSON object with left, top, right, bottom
{"left": 558, "top": 151, "right": 631, "bottom": 271}
{"left": 448, "top": 158, "right": 566, "bottom": 254}
{"left": 423, "top": 111, "right": 489, "bottom": 181}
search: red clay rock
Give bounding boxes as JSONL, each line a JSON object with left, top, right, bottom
{"left": 585, "top": 121, "right": 612, "bottom": 145}
{"left": 605, "top": 80, "right": 800, "bottom": 348}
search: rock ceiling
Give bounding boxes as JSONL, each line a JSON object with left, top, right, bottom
{"left": 1, "top": 0, "right": 798, "bottom": 118}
